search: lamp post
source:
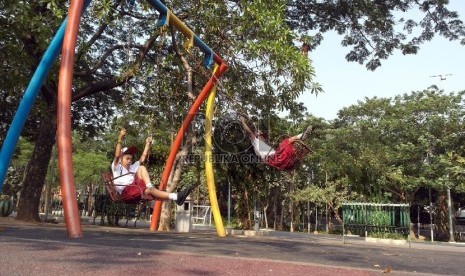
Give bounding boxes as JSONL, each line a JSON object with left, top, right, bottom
{"left": 227, "top": 176, "right": 230, "bottom": 225}
{"left": 429, "top": 74, "right": 452, "bottom": 90}
{"left": 429, "top": 188, "right": 434, "bottom": 242}
{"left": 417, "top": 205, "right": 420, "bottom": 238}
{"left": 307, "top": 169, "right": 313, "bottom": 234}
{"left": 424, "top": 149, "right": 435, "bottom": 242}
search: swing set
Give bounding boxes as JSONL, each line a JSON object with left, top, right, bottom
{"left": 0, "top": 0, "right": 227, "bottom": 238}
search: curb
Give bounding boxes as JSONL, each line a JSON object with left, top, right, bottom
{"left": 365, "top": 237, "right": 408, "bottom": 246}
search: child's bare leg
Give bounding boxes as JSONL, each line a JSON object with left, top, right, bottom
{"left": 136, "top": 166, "right": 170, "bottom": 199}
{"left": 291, "top": 126, "right": 313, "bottom": 141}
{"left": 145, "top": 187, "right": 170, "bottom": 200}
{"left": 136, "top": 165, "right": 152, "bottom": 185}
{"left": 288, "top": 135, "right": 300, "bottom": 142}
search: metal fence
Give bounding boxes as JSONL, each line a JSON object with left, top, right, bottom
{"left": 342, "top": 203, "right": 410, "bottom": 237}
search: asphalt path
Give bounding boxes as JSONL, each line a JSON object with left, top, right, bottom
{"left": 0, "top": 217, "right": 463, "bottom": 276}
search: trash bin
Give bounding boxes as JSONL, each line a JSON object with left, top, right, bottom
{"left": 175, "top": 196, "right": 192, "bottom": 233}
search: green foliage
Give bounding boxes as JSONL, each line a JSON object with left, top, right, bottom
{"left": 225, "top": 219, "right": 243, "bottom": 230}
{"left": 367, "top": 210, "right": 391, "bottom": 227}
{"left": 369, "top": 232, "right": 407, "bottom": 240}
{"left": 217, "top": 0, "right": 320, "bottom": 112}
{"left": 3, "top": 138, "right": 34, "bottom": 197}
{"left": 73, "top": 152, "right": 109, "bottom": 190}
{"left": 0, "top": 197, "right": 14, "bottom": 217}
{"left": 286, "top": 0, "right": 465, "bottom": 70}
{"left": 105, "top": 202, "right": 121, "bottom": 226}
{"left": 293, "top": 177, "right": 353, "bottom": 209}
{"left": 329, "top": 89, "right": 465, "bottom": 203}
{"left": 1, "top": 0, "right": 464, "bottom": 228}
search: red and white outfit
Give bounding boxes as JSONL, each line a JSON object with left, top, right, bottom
{"left": 252, "top": 137, "right": 296, "bottom": 171}
{"left": 111, "top": 161, "right": 147, "bottom": 203}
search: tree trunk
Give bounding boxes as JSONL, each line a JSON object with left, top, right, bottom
{"left": 158, "top": 132, "right": 193, "bottom": 231}
{"left": 244, "top": 189, "right": 252, "bottom": 230}
{"left": 272, "top": 187, "right": 278, "bottom": 230}
{"left": 410, "top": 222, "right": 416, "bottom": 239}
{"left": 16, "top": 109, "right": 56, "bottom": 222}
{"left": 158, "top": 158, "right": 180, "bottom": 231}
{"left": 44, "top": 180, "right": 52, "bottom": 219}
{"left": 263, "top": 204, "right": 268, "bottom": 229}
{"left": 158, "top": 39, "right": 196, "bottom": 231}
{"left": 436, "top": 193, "right": 450, "bottom": 241}
{"left": 159, "top": 201, "right": 173, "bottom": 231}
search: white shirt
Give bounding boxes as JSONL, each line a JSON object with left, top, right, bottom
{"left": 252, "top": 137, "right": 275, "bottom": 160}
{"left": 111, "top": 161, "right": 140, "bottom": 193}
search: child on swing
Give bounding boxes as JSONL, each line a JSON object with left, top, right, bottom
{"left": 240, "top": 116, "right": 312, "bottom": 171}
{"left": 112, "top": 128, "right": 193, "bottom": 204}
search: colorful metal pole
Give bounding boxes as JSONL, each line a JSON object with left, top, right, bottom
{"left": 57, "top": 0, "right": 85, "bottom": 238}
{"left": 145, "top": 0, "right": 226, "bottom": 66}
{"left": 0, "top": 0, "right": 92, "bottom": 192}
{"left": 145, "top": 0, "right": 230, "bottom": 231}
{"left": 144, "top": 1, "right": 229, "bottom": 232}
{"left": 205, "top": 65, "right": 226, "bottom": 237}
{"left": 150, "top": 62, "right": 228, "bottom": 231}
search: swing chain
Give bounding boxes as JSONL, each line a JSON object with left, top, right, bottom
{"left": 142, "top": 24, "right": 170, "bottom": 164}
{"left": 115, "top": 0, "right": 137, "bottom": 132}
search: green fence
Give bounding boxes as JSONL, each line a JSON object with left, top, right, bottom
{"left": 342, "top": 203, "right": 410, "bottom": 237}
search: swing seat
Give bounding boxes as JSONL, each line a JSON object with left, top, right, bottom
{"left": 286, "top": 140, "right": 312, "bottom": 169}
{"left": 101, "top": 172, "right": 154, "bottom": 203}
{"left": 267, "top": 139, "right": 312, "bottom": 171}
{"left": 100, "top": 172, "right": 153, "bottom": 227}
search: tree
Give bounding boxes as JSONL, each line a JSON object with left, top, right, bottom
{"left": 286, "top": 0, "right": 465, "bottom": 70}
{"left": 2, "top": 1, "right": 147, "bottom": 221}
{"left": 323, "top": 88, "right": 465, "bottom": 239}
{"left": 3, "top": 0, "right": 463, "bottom": 230}
{"left": 333, "top": 89, "right": 465, "bottom": 200}
{"left": 2, "top": 0, "right": 318, "bottom": 224}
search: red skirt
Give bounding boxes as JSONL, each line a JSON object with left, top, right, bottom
{"left": 121, "top": 176, "right": 146, "bottom": 203}
{"left": 266, "top": 139, "right": 296, "bottom": 170}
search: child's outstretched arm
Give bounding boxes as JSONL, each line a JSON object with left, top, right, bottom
{"left": 113, "top": 128, "right": 126, "bottom": 166}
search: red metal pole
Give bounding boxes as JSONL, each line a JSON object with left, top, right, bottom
{"left": 57, "top": 0, "right": 85, "bottom": 238}
{"left": 150, "top": 62, "right": 228, "bottom": 231}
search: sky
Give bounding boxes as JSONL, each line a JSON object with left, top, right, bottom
{"left": 300, "top": 0, "right": 465, "bottom": 121}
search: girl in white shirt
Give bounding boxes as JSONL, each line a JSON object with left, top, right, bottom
{"left": 112, "top": 128, "right": 193, "bottom": 205}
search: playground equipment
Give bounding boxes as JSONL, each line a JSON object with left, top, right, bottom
{"left": 101, "top": 172, "right": 154, "bottom": 203}
{"left": 204, "top": 67, "right": 226, "bottom": 236}
{"left": 92, "top": 181, "right": 150, "bottom": 228}
{"left": 342, "top": 202, "right": 411, "bottom": 238}
{"left": 0, "top": 0, "right": 228, "bottom": 238}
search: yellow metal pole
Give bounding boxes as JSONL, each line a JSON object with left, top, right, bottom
{"left": 167, "top": 12, "right": 193, "bottom": 40}
{"left": 205, "top": 64, "right": 226, "bottom": 237}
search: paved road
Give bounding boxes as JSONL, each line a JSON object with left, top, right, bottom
{"left": 0, "top": 217, "right": 463, "bottom": 276}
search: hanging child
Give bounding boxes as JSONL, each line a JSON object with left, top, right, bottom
{"left": 112, "top": 128, "right": 193, "bottom": 204}
{"left": 240, "top": 116, "right": 313, "bottom": 171}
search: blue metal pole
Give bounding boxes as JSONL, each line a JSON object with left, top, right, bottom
{"left": 0, "top": 0, "right": 92, "bottom": 192}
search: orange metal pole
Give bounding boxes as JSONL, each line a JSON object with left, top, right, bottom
{"left": 150, "top": 62, "right": 228, "bottom": 231}
{"left": 57, "top": 0, "right": 84, "bottom": 238}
